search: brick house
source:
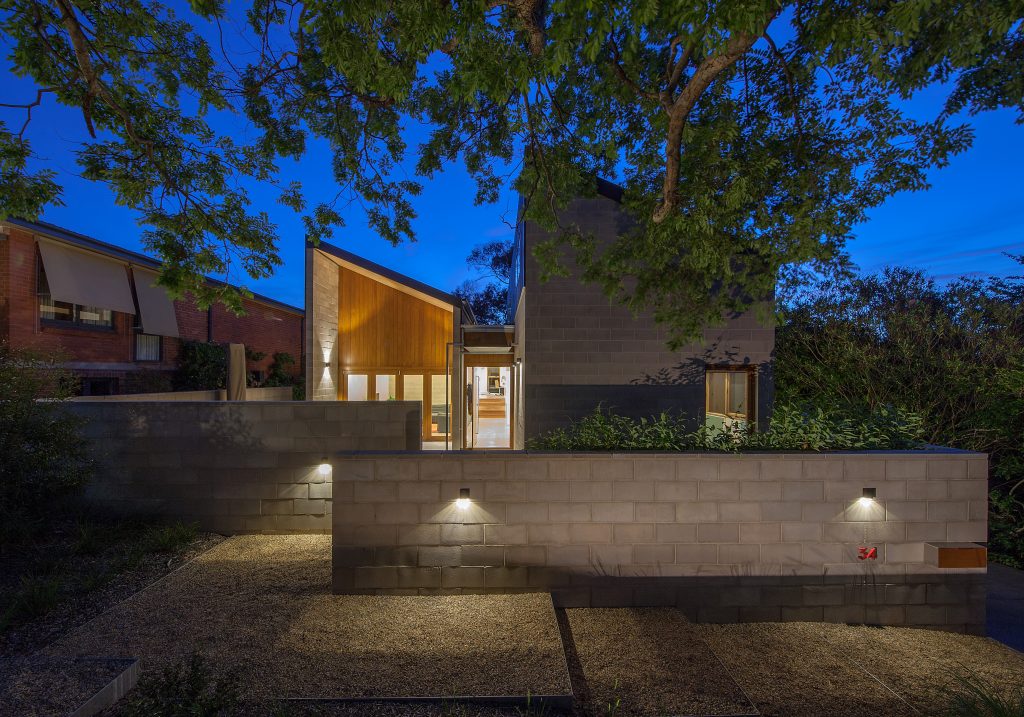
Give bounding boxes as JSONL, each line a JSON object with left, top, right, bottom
{"left": 306, "top": 181, "right": 774, "bottom": 448}
{"left": 0, "top": 218, "right": 304, "bottom": 395}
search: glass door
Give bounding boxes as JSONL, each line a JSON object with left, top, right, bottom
{"left": 465, "top": 365, "right": 511, "bottom": 449}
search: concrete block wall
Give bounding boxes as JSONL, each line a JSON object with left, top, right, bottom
{"left": 332, "top": 450, "right": 988, "bottom": 632}
{"left": 520, "top": 196, "right": 775, "bottom": 437}
{"left": 306, "top": 248, "right": 339, "bottom": 401}
{"left": 69, "top": 400, "right": 420, "bottom": 533}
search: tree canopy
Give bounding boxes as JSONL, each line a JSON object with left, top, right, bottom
{"left": 1, "top": 0, "right": 1022, "bottom": 335}
{"left": 454, "top": 237, "right": 514, "bottom": 324}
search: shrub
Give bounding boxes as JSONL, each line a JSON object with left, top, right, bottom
{"left": 261, "top": 352, "right": 296, "bottom": 387}
{"left": 117, "top": 654, "right": 241, "bottom": 717}
{"left": 776, "top": 263, "right": 1024, "bottom": 564}
{"left": 526, "top": 403, "right": 923, "bottom": 452}
{"left": 0, "top": 344, "right": 93, "bottom": 531}
{"left": 143, "top": 521, "right": 199, "bottom": 553}
{"left": 174, "top": 340, "right": 227, "bottom": 390}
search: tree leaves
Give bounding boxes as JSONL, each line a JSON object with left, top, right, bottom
{"left": 1, "top": 0, "right": 1022, "bottom": 331}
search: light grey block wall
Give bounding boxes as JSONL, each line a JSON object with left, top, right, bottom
{"left": 332, "top": 450, "right": 988, "bottom": 631}
{"left": 520, "top": 195, "right": 775, "bottom": 438}
{"left": 306, "top": 248, "right": 340, "bottom": 402}
{"left": 68, "top": 400, "right": 420, "bottom": 534}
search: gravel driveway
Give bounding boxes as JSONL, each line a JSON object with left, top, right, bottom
{"left": 43, "top": 535, "right": 570, "bottom": 700}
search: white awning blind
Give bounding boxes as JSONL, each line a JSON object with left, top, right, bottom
{"left": 133, "top": 267, "right": 180, "bottom": 337}
{"left": 37, "top": 239, "right": 136, "bottom": 314}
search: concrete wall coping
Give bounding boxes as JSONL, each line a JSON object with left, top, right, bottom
{"left": 334, "top": 447, "right": 986, "bottom": 459}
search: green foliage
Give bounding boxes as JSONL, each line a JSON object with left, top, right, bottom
{"left": 261, "top": 352, "right": 297, "bottom": 388}
{"left": 775, "top": 261, "right": 1024, "bottom": 565}
{"left": 2, "top": 1, "right": 1023, "bottom": 339}
{"left": 118, "top": 654, "right": 242, "bottom": 717}
{"left": 0, "top": 575, "right": 61, "bottom": 631}
{"left": 527, "top": 403, "right": 923, "bottom": 452}
{"left": 988, "top": 491, "right": 1024, "bottom": 569}
{"left": 943, "top": 668, "right": 1024, "bottom": 717}
{"left": 142, "top": 521, "right": 199, "bottom": 553}
{"left": 455, "top": 238, "right": 515, "bottom": 324}
{"left": 0, "top": 344, "right": 93, "bottom": 523}
{"left": 174, "top": 340, "right": 227, "bottom": 391}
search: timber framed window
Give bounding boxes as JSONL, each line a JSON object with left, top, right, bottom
{"left": 705, "top": 367, "right": 757, "bottom": 430}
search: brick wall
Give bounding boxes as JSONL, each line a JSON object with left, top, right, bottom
{"left": 521, "top": 196, "right": 775, "bottom": 437}
{"left": 332, "top": 451, "right": 987, "bottom": 632}
{"left": 164, "top": 293, "right": 304, "bottom": 379}
{"left": 0, "top": 226, "right": 302, "bottom": 389}
{"left": 68, "top": 400, "right": 421, "bottom": 533}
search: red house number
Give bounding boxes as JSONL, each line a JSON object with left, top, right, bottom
{"left": 857, "top": 546, "right": 878, "bottom": 560}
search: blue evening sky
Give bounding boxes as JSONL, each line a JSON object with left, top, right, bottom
{"left": 3, "top": 24, "right": 1022, "bottom": 310}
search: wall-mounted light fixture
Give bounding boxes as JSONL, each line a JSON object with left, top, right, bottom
{"left": 456, "top": 488, "right": 471, "bottom": 510}
{"left": 858, "top": 487, "right": 877, "bottom": 507}
{"left": 318, "top": 459, "right": 332, "bottom": 478}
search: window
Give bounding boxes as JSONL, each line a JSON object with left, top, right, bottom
{"left": 375, "top": 374, "right": 396, "bottom": 401}
{"left": 705, "top": 368, "right": 755, "bottom": 431}
{"left": 431, "top": 373, "right": 450, "bottom": 437}
{"left": 38, "top": 262, "right": 113, "bottom": 328}
{"left": 346, "top": 374, "right": 368, "bottom": 401}
{"left": 135, "top": 333, "right": 161, "bottom": 362}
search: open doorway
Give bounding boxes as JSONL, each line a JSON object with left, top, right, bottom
{"left": 465, "top": 365, "right": 512, "bottom": 449}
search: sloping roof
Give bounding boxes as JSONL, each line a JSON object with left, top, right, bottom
{"left": 3, "top": 217, "right": 303, "bottom": 316}
{"left": 595, "top": 177, "right": 624, "bottom": 202}
{"left": 310, "top": 239, "right": 473, "bottom": 319}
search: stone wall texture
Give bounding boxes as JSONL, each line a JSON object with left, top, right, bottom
{"left": 332, "top": 450, "right": 988, "bottom": 632}
{"left": 520, "top": 195, "right": 775, "bottom": 437}
{"left": 69, "top": 400, "right": 420, "bottom": 533}
{"left": 305, "top": 248, "right": 340, "bottom": 402}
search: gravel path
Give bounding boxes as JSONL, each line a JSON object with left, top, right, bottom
{"left": 43, "top": 535, "right": 569, "bottom": 700}
{"left": 565, "top": 608, "right": 755, "bottom": 716}
{"left": 700, "top": 622, "right": 1024, "bottom": 717}
{"left": 0, "top": 656, "right": 132, "bottom": 717}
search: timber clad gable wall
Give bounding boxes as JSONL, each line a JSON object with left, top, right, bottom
{"left": 337, "top": 265, "right": 451, "bottom": 371}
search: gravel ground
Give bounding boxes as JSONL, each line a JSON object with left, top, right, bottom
{"left": 1, "top": 529, "right": 224, "bottom": 658}
{"left": 565, "top": 608, "right": 755, "bottom": 716}
{"left": 0, "top": 656, "right": 133, "bottom": 717}
{"left": 700, "top": 622, "right": 1024, "bottom": 717}
{"left": 43, "top": 535, "right": 570, "bottom": 700}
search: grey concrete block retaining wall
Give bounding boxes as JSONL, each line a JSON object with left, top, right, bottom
{"left": 332, "top": 451, "right": 988, "bottom": 632}
{"left": 68, "top": 400, "right": 420, "bottom": 534}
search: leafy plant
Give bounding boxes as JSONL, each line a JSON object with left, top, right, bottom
{"left": 0, "top": 344, "right": 93, "bottom": 535}
{"left": 261, "top": 352, "right": 297, "bottom": 388}
{"left": 527, "top": 403, "right": 923, "bottom": 453}
{"left": 944, "top": 668, "right": 1024, "bottom": 717}
{"left": 143, "top": 521, "right": 199, "bottom": 554}
{"left": 118, "top": 654, "right": 241, "bottom": 717}
{"left": 174, "top": 341, "right": 227, "bottom": 391}
{"left": 776, "top": 262, "right": 1024, "bottom": 565}
{"left": 1, "top": 575, "right": 61, "bottom": 628}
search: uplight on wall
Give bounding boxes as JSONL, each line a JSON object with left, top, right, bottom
{"left": 857, "top": 487, "right": 877, "bottom": 507}
{"left": 456, "top": 488, "right": 471, "bottom": 510}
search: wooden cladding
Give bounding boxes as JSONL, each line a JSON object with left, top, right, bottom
{"left": 337, "top": 265, "right": 453, "bottom": 370}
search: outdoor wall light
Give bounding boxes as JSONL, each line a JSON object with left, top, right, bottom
{"left": 318, "top": 460, "right": 332, "bottom": 478}
{"left": 858, "top": 487, "right": 877, "bottom": 507}
{"left": 456, "top": 488, "right": 471, "bottom": 510}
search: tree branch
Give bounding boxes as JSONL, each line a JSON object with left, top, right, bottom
{"left": 653, "top": 24, "right": 772, "bottom": 224}
{"left": 0, "top": 87, "right": 56, "bottom": 138}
